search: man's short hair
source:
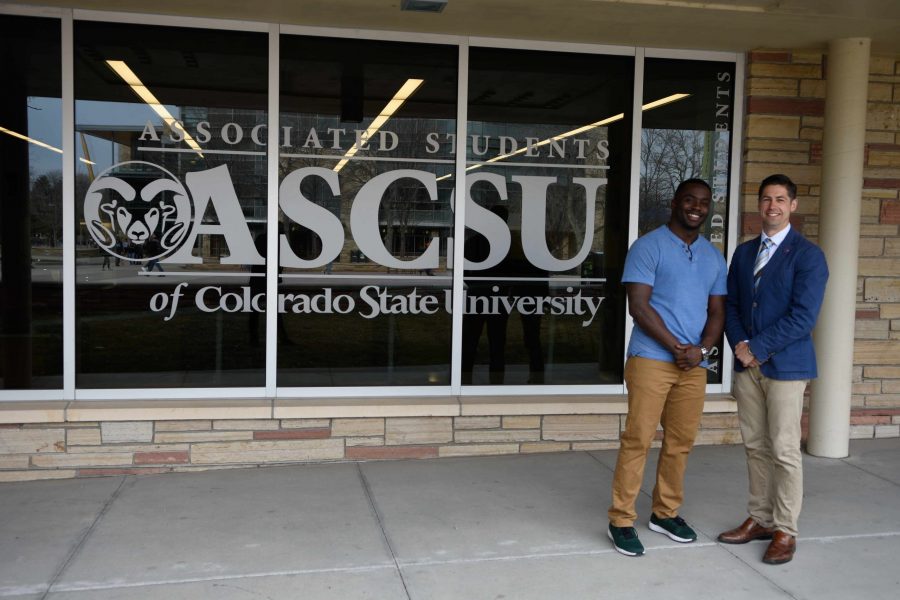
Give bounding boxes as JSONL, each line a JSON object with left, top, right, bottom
{"left": 758, "top": 174, "right": 797, "bottom": 200}
{"left": 674, "top": 178, "right": 711, "bottom": 198}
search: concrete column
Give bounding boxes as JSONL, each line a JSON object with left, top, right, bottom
{"left": 808, "top": 38, "right": 871, "bottom": 458}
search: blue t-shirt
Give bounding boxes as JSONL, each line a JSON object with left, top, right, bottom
{"left": 623, "top": 225, "right": 727, "bottom": 363}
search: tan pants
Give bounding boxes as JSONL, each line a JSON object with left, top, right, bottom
{"left": 608, "top": 356, "right": 707, "bottom": 527}
{"left": 733, "top": 368, "right": 807, "bottom": 537}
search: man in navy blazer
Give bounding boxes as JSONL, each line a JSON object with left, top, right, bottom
{"left": 718, "top": 174, "right": 828, "bottom": 565}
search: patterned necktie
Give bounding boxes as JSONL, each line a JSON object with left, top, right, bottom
{"left": 753, "top": 238, "right": 772, "bottom": 290}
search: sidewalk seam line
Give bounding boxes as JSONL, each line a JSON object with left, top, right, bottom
{"left": 585, "top": 449, "right": 660, "bottom": 528}
{"left": 584, "top": 450, "right": 615, "bottom": 472}
{"left": 39, "top": 564, "right": 397, "bottom": 595}
{"left": 716, "top": 543, "right": 801, "bottom": 600}
{"left": 20, "top": 531, "right": 900, "bottom": 596}
{"left": 356, "top": 463, "right": 413, "bottom": 600}
{"left": 39, "top": 475, "right": 131, "bottom": 600}
{"left": 839, "top": 457, "right": 900, "bottom": 488}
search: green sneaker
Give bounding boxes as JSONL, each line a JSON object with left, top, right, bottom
{"left": 648, "top": 513, "right": 697, "bottom": 543}
{"left": 608, "top": 523, "right": 645, "bottom": 556}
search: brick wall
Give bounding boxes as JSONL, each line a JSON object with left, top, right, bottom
{"left": 744, "top": 49, "right": 900, "bottom": 439}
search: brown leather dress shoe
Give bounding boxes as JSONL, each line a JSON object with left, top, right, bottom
{"left": 763, "top": 531, "right": 796, "bottom": 564}
{"left": 717, "top": 517, "right": 775, "bottom": 544}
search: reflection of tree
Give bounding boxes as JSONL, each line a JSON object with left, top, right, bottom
{"left": 544, "top": 179, "right": 588, "bottom": 265}
{"left": 279, "top": 116, "right": 453, "bottom": 265}
{"left": 517, "top": 129, "right": 608, "bottom": 266}
{"left": 30, "top": 173, "right": 61, "bottom": 247}
{"left": 640, "top": 129, "right": 706, "bottom": 234}
{"left": 30, "top": 171, "right": 90, "bottom": 247}
{"left": 348, "top": 120, "right": 445, "bottom": 261}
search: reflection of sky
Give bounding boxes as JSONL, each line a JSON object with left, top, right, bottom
{"left": 25, "top": 97, "right": 62, "bottom": 177}
{"left": 25, "top": 97, "right": 169, "bottom": 176}
{"left": 77, "top": 100, "right": 169, "bottom": 174}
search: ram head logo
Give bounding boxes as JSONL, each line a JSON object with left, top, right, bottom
{"left": 84, "top": 161, "right": 193, "bottom": 261}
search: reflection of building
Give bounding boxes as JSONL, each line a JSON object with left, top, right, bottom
{"left": 278, "top": 115, "right": 457, "bottom": 266}
{"left": 183, "top": 107, "right": 268, "bottom": 257}
{"left": 1, "top": 1, "right": 898, "bottom": 476}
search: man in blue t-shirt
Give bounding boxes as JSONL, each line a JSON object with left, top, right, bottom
{"left": 607, "top": 179, "right": 727, "bottom": 557}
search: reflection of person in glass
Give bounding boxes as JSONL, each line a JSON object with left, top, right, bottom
{"left": 248, "top": 230, "right": 290, "bottom": 347}
{"left": 461, "top": 205, "right": 513, "bottom": 385}
{"left": 508, "top": 230, "right": 546, "bottom": 384}
{"left": 142, "top": 235, "right": 164, "bottom": 272}
{"left": 607, "top": 179, "right": 727, "bottom": 557}
{"left": 421, "top": 234, "right": 436, "bottom": 276}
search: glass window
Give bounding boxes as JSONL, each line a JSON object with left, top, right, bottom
{"left": 2, "top": 18, "right": 739, "bottom": 397}
{"left": 278, "top": 36, "right": 458, "bottom": 386}
{"left": 74, "top": 21, "right": 268, "bottom": 388}
{"left": 0, "top": 15, "right": 63, "bottom": 389}
{"left": 463, "top": 48, "right": 634, "bottom": 386}
{"left": 639, "top": 57, "right": 736, "bottom": 382}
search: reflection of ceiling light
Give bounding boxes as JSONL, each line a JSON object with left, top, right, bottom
{"left": 334, "top": 78, "right": 424, "bottom": 173}
{"left": 0, "top": 126, "right": 95, "bottom": 165}
{"left": 436, "top": 93, "right": 690, "bottom": 181}
{"left": 588, "top": 0, "right": 770, "bottom": 12}
{"left": 642, "top": 92, "right": 691, "bottom": 111}
{"left": 480, "top": 93, "right": 689, "bottom": 166}
{"left": 401, "top": 0, "right": 448, "bottom": 13}
{"left": 106, "top": 60, "right": 204, "bottom": 157}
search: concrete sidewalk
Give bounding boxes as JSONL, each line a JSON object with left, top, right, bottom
{"left": 2, "top": 438, "right": 898, "bottom": 599}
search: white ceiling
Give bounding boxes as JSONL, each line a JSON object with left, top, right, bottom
{"left": 7, "top": 0, "right": 900, "bottom": 54}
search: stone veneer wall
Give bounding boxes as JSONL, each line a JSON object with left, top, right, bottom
{"left": 0, "top": 412, "right": 742, "bottom": 482}
{"left": 2, "top": 47, "right": 900, "bottom": 482}
{"left": 744, "top": 48, "right": 900, "bottom": 440}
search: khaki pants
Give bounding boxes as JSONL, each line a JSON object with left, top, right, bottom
{"left": 608, "top": 356, "right": 707, "bottom": 527}
{"left": 734, "top": 368, "right": 807, "bottom": 537}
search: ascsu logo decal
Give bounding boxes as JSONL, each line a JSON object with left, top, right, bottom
{"left": 84, "top": 161, "right": 193, "bottom": 262}
{"left": 85, "top": 161, "right": 608, "bottom": 325}
{"left": 85, "top": 161, "right": 261, "bottom": 266}
{"left": 85, "top": 161, "right": 608, "bottom": 272}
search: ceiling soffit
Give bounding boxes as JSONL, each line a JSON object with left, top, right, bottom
{"left": 5, "top": 0, "right": 900, "bottom": 54}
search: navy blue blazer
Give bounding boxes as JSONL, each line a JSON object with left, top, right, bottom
{"left": 725, "top": 228, "right": 828, "bottom": 380}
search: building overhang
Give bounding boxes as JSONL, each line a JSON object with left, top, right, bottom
{"left": 6, "top": 0, "right": 900, "bottom": 54}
